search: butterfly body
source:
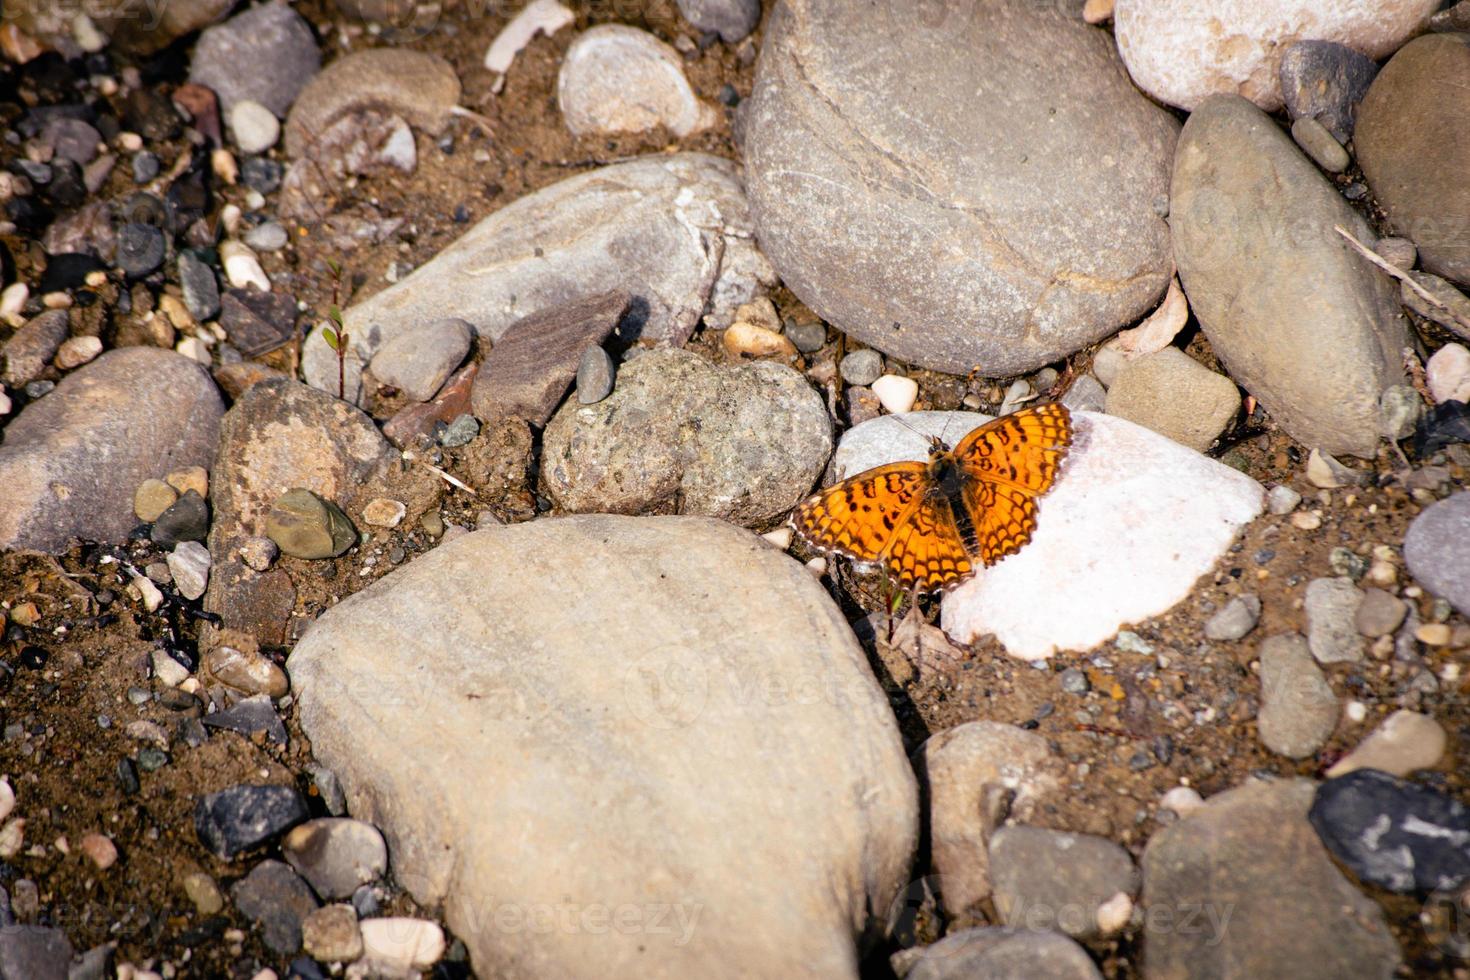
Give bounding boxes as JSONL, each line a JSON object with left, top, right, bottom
{"left": 791, "top": 404, "right": 1073, "bottom": 593}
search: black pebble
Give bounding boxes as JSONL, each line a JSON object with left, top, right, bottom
{"left": 19, "top": 646, "right": 48, "bottom": 669}
{"left": 38, "top": 252, "right": 106, "bottom": 293}
{"left": 116, "top": 757, "right": 140, "bottom": 795}
{"left": 194, "top": 784, "right": 309, "bottom": 859}
{"left": 151, "top": 489, "right": 209, "bottom": 546}
{"left": 1309, "top": 769, "right": 1470, "bottom": 893}
{"left": 116, "top": 222, "right": 166, "bottom": 278}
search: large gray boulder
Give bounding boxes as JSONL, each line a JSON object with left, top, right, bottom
{"left": 1171, "top": 95, "right": 1407, "bottom": 457}
{"left": 287, "top": 515, "right": 918, "bottom": 979}
{"left": 741, "top": 0, "right": 1177, "bottom": 376}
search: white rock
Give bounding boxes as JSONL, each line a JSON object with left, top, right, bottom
{"left": 484, "top": 0, "right": 574, "bottom": 73}
{"left": 175, "top": 336, "right": 211, "bottom": 366}
{"left": 558, "top": 25, "right": 717, "bottom": 138}
{"left": 132, "top": 572, "right": 164, "bottom": 612}
{"left": 0, "top": 778, "right": 13, "bottom": 822}
{"left": 151, "top": 648, "right": 189, "bottom": 687}
{"left": 1, "top": 282, "right": 29, "bottom": 319}
{"left": 1160, "top": 785, "right": 1204, "bottom": 817}
{"left": 287, "top": 515, "right": 917, "bottom": 977}
{"left": 220, "top": 240, "right": 271, "bottom": 292}
{"left": 1114, "top": 0, "right": 1439, "bottom": 111}
{"left": 871, "top": 374, "right": 918, "bottom": 415}
{"left": 1427, "top": 343, "right": 1470, "bottom": 405}
{"left": 229, "top": 99, "right": 281, "bottom": 155}
{"left": 167, "top": 540, "right": 212, "bottom": 600}
{"left": 1096, "top": 892, "right": 1133, "bottom": 936}
{"left": 762, "top": 526, "right": 793, "bottom": 550}
{"left": 832, "top": 411, "right": 1263, "bottom": 659}
{"left": 359, "top": 918, "right": 445, "bottom": 973}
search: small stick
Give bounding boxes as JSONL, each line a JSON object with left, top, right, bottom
{"left": 407, "top": 454, "right": 477, "bottom": 495}
{"left": 1403, "top": 347, "right": 1434, "bottom": 406}
{"left": 1334, "top": 225, "right": 1470, "bottom": 335}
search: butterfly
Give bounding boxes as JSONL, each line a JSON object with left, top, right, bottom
{"left": 791, "top": 403, "right": 1073, "bottom": 593}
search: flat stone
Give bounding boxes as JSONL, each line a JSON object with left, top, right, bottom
{"left": 53, "top": 335, "right": 102, "bottom": 370}
{"left": 2, "top": 309, "right": 68, "bottom": 386}
{"left": 675, "top": 0, "right": 760, "bottom": 42}
{"left": 1142, "top": 778, "right": 1401, "bottom": 979}
{"left": 219, "top": 288, "right": 298, "bottom": 358}
{"left": 541, "top": 349, "right": 831, "bottom": 527}
{"left": 188, "top": 2, "right": 321, "bottom": 116}
{"left": 914, "top": 722, "right": 1062, "bottom": 914}
{"left": 743, "top": 0, "right": 1177, "bottom": 375}
{"left": 194, "top": 783, "right": 309, "bottom": 859}
{"left": 202, "top": 693, "right": 289, "bottom": 745}
{"left": 1104, "top": 347, "right": 1240, "bottom": 452}
{"left": 0, "top": 349, "right": 223, "bottom": 553}
{"left": 988, "top": 826, "right": 1139, "bottom": 940}
{"left": 830, "top": 412, "right": 1261, "bottom": 659}
{"left": 1114, "top": 0, "right": 1436, "bottom": 111}
{"left": 204, "top": 378, "right": 434, "bottom": 646}
{"left": 904, "top": 928, "right": 1102, "bottom": 980}
{"left": 286, "top": 515, "right": 917, "bottom": 978}
{"left": 1356, "top": 34, "right": 1470, "bottom": 287}
{"left": 1171, "top": 95, "right": 1407, "bottom": 457}
{"left": 322, "top": 154, "right": 774, "bottom": 390}
{"left": 558, "top": 26, "right": 716, "bottom": 137}
{"left": 230, "top": 859, "right": 319, "bottom": 954}
{"left": 369, "top": 317, "right": 472, "bottom": 403}
{"left": 1203, "top": 593, "right": 1261, "bottom": 641}
{"left": 1404, "top": 491, "right": 1470, "bottom": 617}
{"left": 471, "top": 291, "right": 627, "bottom": 426}
{"left": 1257, "top": 633, "right": 1339, "bottom": 759}
{"left": 1326, "top": 710, "right": 1447, "bottom": 778}
{"left": 265, "top": 488, "right": 357, "bottom": 559}
{"left": 178, "top": 251, "right": 221, "bottom": 322}
{"left": 1309, "top": 769, "right": 1470, "bottom": 893}
{"left": 282, "top": 818, "right": 388, "bottom": 899}
{"left": 1279, "top": 40, "right": 1379, "bottom": 143}
{"left": 1305, "top": 577, "right": 1366, "bottom": 663}
{"left": 283, "top": 48, "right": 460, "bottom": 159}
{"left": 359, "top": 918, "right": 445, "bottom": 974}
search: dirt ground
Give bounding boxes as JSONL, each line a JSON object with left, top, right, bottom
{"left": 0, "top": 1, "right": 1467, "bottom": 977}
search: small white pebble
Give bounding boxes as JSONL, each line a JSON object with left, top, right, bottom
{"left": 0, "top": 282, "right": 26, "bottom": 318}
{"left": 117, "top": 131, "right": 143, "bottom": 152}
{"left": 175, "top": 336, "right": 211, "bottom": 366}
{"left": 872, "top": 374, "right": 919, "bottom": 414}
{"left": 53, "top": 335, "right": 102, "bottom": 370}
{"left": 1344, "top": 700, "right": 1367, "bottom": 723}
{"left": 132, "top": 574, "right": 164, "bottom": 613}
{"left": 220, "top": 240, "right": 270, "bottom": 291}
{"left": 805, "top": 556, "right": 828, "bottom": 578}
{"left": 229, "top": 99, "right": 281, "bottom": 155}
{"left": 151, "top": 649, "right": 189, "bottom": 687}
{"left": 0, "top": 779, "right": 13, "bottom": 822}
{"left": 1291, "top": 511, "right": 1322, "bottom": 531}
{"left": 0, "top": 387, "right": 11, "bottom": 416}
{"left": 210, "top": 146, "right": 238, "bottom": 186}
{"left": 1160, "top": 785, "right": 1204, "bottom": 817}
{"left": 220, "top": 203, "right": 243, "bottom": 235}
{"left": 762, "top": 527, "right": 793, "bottom": 550}
{"left": 1095, "top": 891, "right": 1132, "bottom": 935}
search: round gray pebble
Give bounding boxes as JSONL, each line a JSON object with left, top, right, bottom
{"left": 116, "top": 222, "right": 165, "bottom": 277}
{"left": 839, "top": 349, "right": 883, "bottom": 386}
{"left": 784, "top": 320, "right": 826, "bottom": 353}
{"left": 439, "top": 413, "right": 480, "bottom": 448}
{"left": 244, "top": 221, "right": 289, "bottom": 252}
{"left": 576, "top": 345, "right": 615, "bottom": 404}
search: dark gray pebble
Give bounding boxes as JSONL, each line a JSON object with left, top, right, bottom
{"left": 115, "top": 222, "right": 165, "bottom": 277}
{"left": 194, "top": 783, "right": 309, "bottom": 859}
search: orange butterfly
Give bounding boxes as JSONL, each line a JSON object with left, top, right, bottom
{"left": 791, "top": 403, "right": 1072, "bottom": 593}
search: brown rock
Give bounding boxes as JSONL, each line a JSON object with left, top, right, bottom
{"left": 284, "top": 49, "right": 461, "bottom": 159}
{"left": 214, "top": 360, "right": 288, "bottom": 401}
{"left": 0, "top": 349, "right": 223, "bottom": 553}
{"left": 2, "top": 310, "right": 69, "bottom": 387}
{"left": 471, "top": 291, "right": 628, "bottom": 426}
{"left": 382, "top": 361, "right": 477, "bottom": 449}
{"left": 219, "top": 288, "right": 298, "bottom": 357}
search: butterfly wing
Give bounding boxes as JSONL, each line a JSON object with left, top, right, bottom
{"left": 952, "top": 404, "right": 1072, "bottom": 567}
{"left": 791, "top": 462, "right": 927, "bottom": 564}
{"left": 791, "top": 462, "right": 976, "bottom": 592}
